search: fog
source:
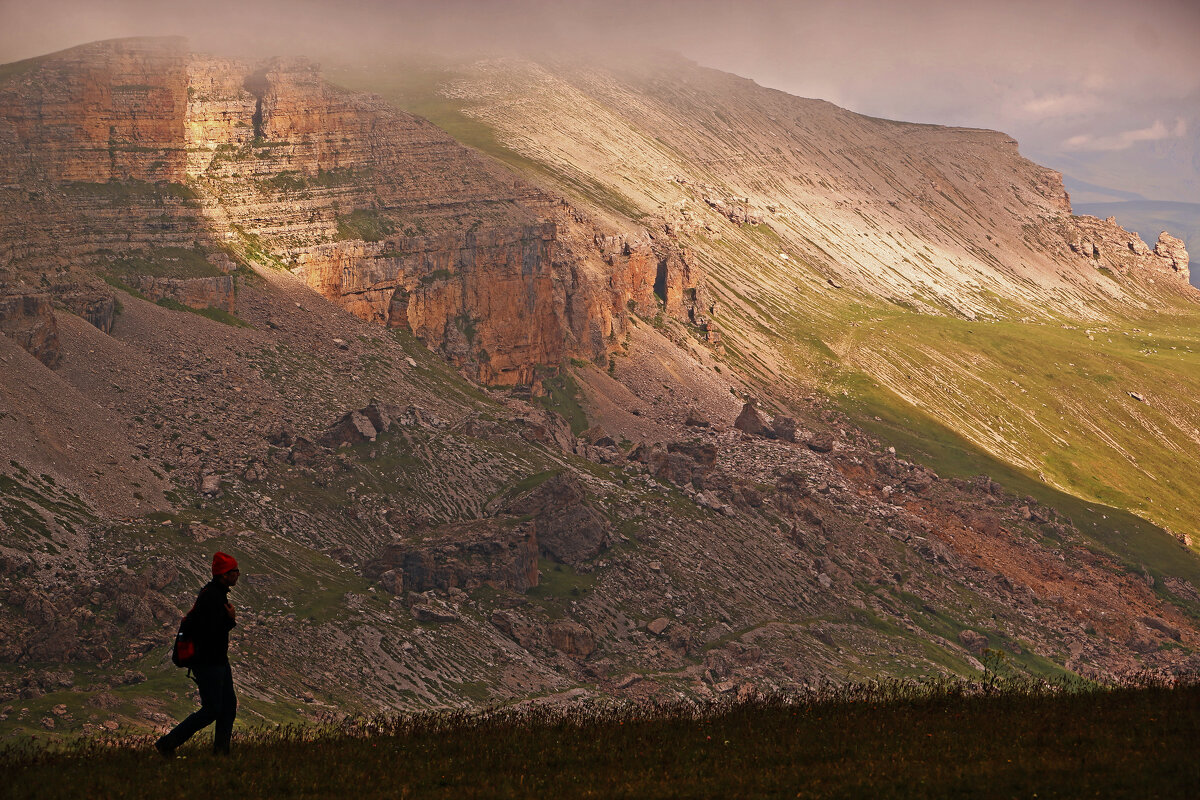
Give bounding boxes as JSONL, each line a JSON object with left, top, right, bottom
{"left": 1, "top": 0, "right": 1197, "bottom": 201}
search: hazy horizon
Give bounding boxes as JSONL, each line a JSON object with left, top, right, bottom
{"left": 1, "top": 0, "right": 1197, "bottom": 203}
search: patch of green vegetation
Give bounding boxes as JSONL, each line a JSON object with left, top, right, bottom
{"left": 492, "top": 469, "right": 562, "bottom": 504}
{"left": 230, "top": 225, "right": 288, "bottom": 271}
{"left": 328, "top": 64, "right": 645, "bottom": 220}
{"left": 154, "top": 298, "right": 251, "bottom": 328}
{"left": 61, "top": 180, "right": 199, "bottom": 207}
{"left": 536, "top": 369, "right": 588, "bottom": 437}
{"left": 336, "top": 209, "right": 396, "bottom": 243}
{"left": 841, "top": 372, "right": 1200, "bottom": 603}
{"left": 527, "top": 558, "right": 598, "bottom": 612}
{"left": 100, "top": 247, "right": 223, "bottom": 279}
{"left": 99, "top": 274, "right": 148, "bottom": 300}
{"left": 0, "top": 469, "right": 97, "bottom": 551}
{"left": 258, "top": 167, "right": 369, "bottom": 194}
{"left": 258, "top": 170, "right": 308, "bottom": 193}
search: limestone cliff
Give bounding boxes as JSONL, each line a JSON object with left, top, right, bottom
{"left": 0, "top": 39, "right": 705, "bottom": 386}
{"left": 0, "top": 37, "right": 190, "bottom": 185}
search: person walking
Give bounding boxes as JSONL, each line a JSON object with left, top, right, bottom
{"left": 156, "top": 551, "right": 240, "bottom": 757}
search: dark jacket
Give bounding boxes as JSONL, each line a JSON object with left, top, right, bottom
{"left": 186, "top": 579, "right": 236, "bottom": 666}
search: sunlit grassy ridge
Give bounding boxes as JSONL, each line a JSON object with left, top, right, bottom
{"left": 7, "top": 679, "right": 1199, "bottom": 799}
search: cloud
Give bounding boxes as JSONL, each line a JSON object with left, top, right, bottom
{"left": 1064, "top": 119, "right": 1188, "bottom": 151}
{"left": 1015, "top": 92, "right": 1106, "bottom": 121}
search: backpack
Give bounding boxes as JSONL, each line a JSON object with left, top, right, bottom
{"left": 171, "top": 605, "right": 199, "bottom": 668}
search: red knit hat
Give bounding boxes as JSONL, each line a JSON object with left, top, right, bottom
{"left": 212, "top": 551, "right": 239, "bottom": 576}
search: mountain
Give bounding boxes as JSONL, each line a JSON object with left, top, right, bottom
{"left": 2, "top": 39, "right": 1199, "bottom": 738}
{"left": 333, "top": 53, "right": 1199, "bottom": 538}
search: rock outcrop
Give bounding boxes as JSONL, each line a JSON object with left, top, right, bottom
{"left": 503, "top": 473, "right": 612, "bottom": 566}
{"left": 366, "top": 521, "right": 539, "bottom": 594}
{"left": 734, "top": 401, "right": 773, "bottom": 438}
{"left": 0, "top": 292, "right": 60, "bottom": 367}
{"left": 53, "top": 287, "right": 115, "bottom": 333}
{"left": 0, "top": 37, "right": 190, "bottom": 184}
{"left": 1069, "top": 216, "right": 1191, "bottom": 283}
{"left": 130, "top": 276, "right": 235, "bottom": 313}
{"left": 1154, "top": 232, "right": 1190, "bottom": 281}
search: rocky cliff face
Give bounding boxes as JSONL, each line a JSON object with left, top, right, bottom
{"left": 0, "top": 39, "right": 705, "bottom": 387}
{"left": 0, "top": 38, "right": 190, "bottom": 185}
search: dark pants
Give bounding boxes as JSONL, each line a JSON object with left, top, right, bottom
{"left": 158, "top": 663, "right": 237, "bottom": 754}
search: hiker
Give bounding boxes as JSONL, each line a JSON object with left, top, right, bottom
{"left": 156, "top": 552, "right": 240, "bottom": 757}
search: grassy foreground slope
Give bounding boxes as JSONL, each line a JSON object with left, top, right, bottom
{"left": 332, "top": 56, "right": 1200, "bottom": 542}
{"left": 8, "top": 681, "right": 1199, "bottom": 799}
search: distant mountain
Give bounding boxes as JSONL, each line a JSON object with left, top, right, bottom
{"left": 1061, "top": 175, "right": 1146, "bottom": 204}
{"left": 1073, "top": 201, "right": 1200, "bottom": 288}
{"left": 1026, "top": 106, "right": 1200, "bottom": 205}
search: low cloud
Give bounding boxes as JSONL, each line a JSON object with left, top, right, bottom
{"left": 1064, "top": 119, "right": 1188, "bottom": 151}
{"left": 1015, "top": 92, "right": 1105, "bottom": 120}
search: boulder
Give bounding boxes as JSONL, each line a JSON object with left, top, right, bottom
{"left": 734, "top": 401, "right": 773, "bottom": 437}
{"left": 771, "top": 416, "right": 798, "bottom": 442}
{"left": 288, "top": 437, "right": 320, "bottom": 465}
{"left": 647, "top": 617, "right": 671, "bottom": 636}
{"left": 903, "top": 471, "right": 934, "bottom": 494}
{"left": 806, "top": 431, "right": 836, "bottom": 453}
{"left": 1139, "top": 616, "right": 1182, "bottom": 641}
{"left": 958, "top": 629, "right": 989, "bottom": 654}
{"left": 581, "top": 426, "right": 616, "bottom": 448}
{"left": 318, "top": 410, "right": 378, "bottom": 448}
{"left": 684, "top": 408, "right": 711, "bottom": 428}
{"left": 490, "top": 610, "right": 542, "bottom": 648}
{"left": 548, "top": 620, "right": 596, "bottom": 658}
{"left": 358, "top": 402, "right": 395, "bottom": 435}
{"left": 411, "top": 603, "right": 459, "bottom": 624}
{"left": 199, "top": 473, "right": 223, "bottom": 496}
{"left": 379, "top": 569, "right": 403, "bottom": 595}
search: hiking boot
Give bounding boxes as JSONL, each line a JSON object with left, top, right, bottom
{"left": 155, "top": 737, "right": 176, "bottom": 759}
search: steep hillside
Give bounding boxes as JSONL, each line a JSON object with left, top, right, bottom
{"left": 3, "top": 40, "right": 1200, "bottom": 741}
{"left": 333, "top": 53, "right": 1200, "bottom": 541}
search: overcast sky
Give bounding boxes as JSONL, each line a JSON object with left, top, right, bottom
{"left": 2, "top": 0, "right": 1197, "bottom": 201}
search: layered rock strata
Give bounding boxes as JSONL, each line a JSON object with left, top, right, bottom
{"left": 0, "top": 38, "right": 708, "bottom": 385}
